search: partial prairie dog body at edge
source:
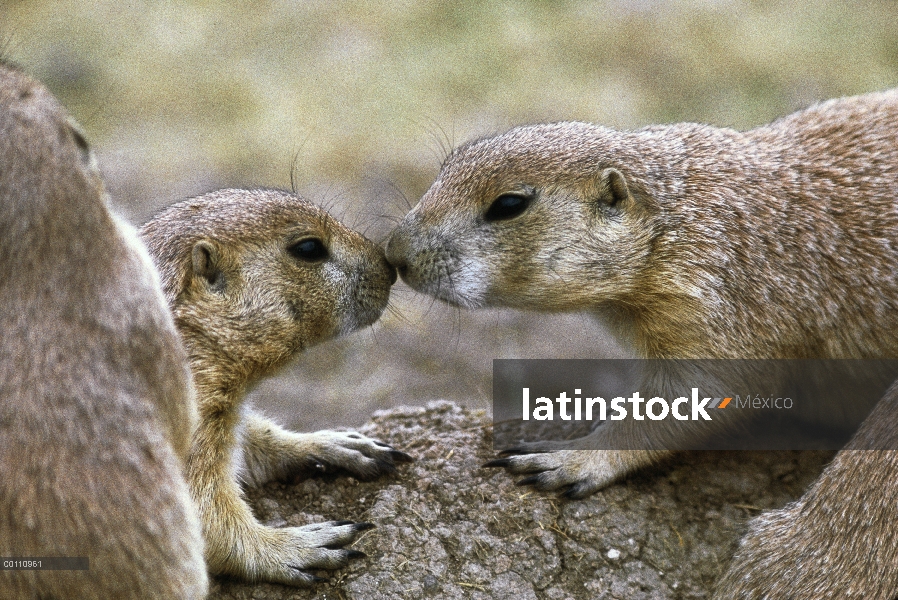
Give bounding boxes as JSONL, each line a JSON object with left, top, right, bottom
{"left": 140, "top": 188, "right": 411, "bottom": 587}
{"left": 386, "top": 89, "right": 898, "bottom": 599}
{"left": 0, "top": 62, "right": 207, "bottom": 598}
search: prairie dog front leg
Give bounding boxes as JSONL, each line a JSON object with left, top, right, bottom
{"left": 241, "top": 411, "right": 412, "bottom": 487}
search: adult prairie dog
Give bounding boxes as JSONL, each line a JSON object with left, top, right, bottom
{"left": 387, "top": 89, "right": 898, "bottom": 598}
{"left": 141, "top": 188, "right": 410, "bottom": 586}
{"left": 0, "top": 62, "right": 207, "bottom": 598}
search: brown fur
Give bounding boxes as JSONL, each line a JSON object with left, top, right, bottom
{"left": 140, "top": 188, "right": 409, "bottom": 586}
{"left": 387, "top": 90, "right": 898, "bottom": 597}
{"left": 0, "top": 63, "right": 207, "bottom": 598}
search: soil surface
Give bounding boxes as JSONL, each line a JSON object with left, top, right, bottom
{"left": 209, "top": 401, "right": 831, "bottom": 599}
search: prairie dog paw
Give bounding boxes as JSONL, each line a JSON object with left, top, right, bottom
{"left": 220, "top": 520, "right": 374, "bottom": 586}
{"left": 242, "top": 414, "right": 414, "bottom": 486}
{"left": 297, "top": 430, "right": 413, "bottom": 480}
{"left": 484, "top": 449, "right": 654, "bottom": 498}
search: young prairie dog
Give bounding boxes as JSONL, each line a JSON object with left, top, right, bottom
{"left": 141, "top": 188, "right": 410, "bottom": 586}
{"left": 387, "top": 90, "right": 898, "bottom": 598}
{"left": 0, "top": 62, "right": 207, "bottom": 598}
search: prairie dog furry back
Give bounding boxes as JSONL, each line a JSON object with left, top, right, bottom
{"left": 0, "top": 62, "right": 207, "bottom": 598}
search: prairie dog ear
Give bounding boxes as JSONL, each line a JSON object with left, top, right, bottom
{"left": 596, "top": 167, "right": 631, "bottom": 207}
{"left": 191, "top": 240, "right": 224, "bottom": 291}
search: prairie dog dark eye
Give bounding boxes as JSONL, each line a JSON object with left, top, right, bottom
{"left": 288, "top": 238, "right": 329, "bottom": 262}
{"left": 484, "top": 193, "right": 532, "bottom": 222}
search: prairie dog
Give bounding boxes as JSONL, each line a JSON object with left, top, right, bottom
{"left": 141, "top": 188, "right": 410, "bottom": 586}
{"left": 0, "top": 62, "right": 207, "bottom": 598}
{"left": 386, "top": 90, "right": 898, "bottom": 597}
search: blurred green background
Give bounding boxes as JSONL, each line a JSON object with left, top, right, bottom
{"left": 5, "top": 0, "right": 897, "bottom": 430}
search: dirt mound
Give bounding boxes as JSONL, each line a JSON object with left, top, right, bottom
{"left": 210, "top": 401, "right": 830, "bottom": 599}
